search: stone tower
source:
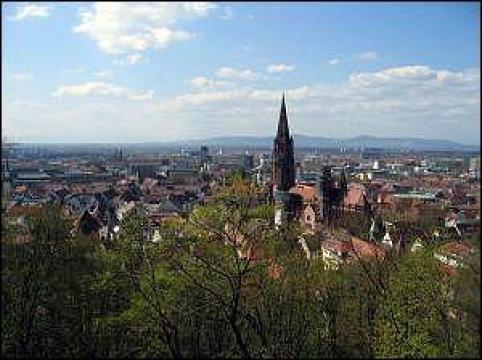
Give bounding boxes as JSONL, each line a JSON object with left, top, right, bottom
{"left": 272, "top": 93, "right": 295, "bottom": 192}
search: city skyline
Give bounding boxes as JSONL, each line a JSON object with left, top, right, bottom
{"left": 2, "top": 2, "right": 480, "bottom": 145}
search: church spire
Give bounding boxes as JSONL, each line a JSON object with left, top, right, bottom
{"left": 272, "top": 93, "right": 295, "bottom": 192}
{"left": 277, "top": 92, "right": 289, "bottom": 139}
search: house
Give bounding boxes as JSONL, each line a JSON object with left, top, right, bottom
{"left": 289, "top": 183, "right": 321, "bottom": 231}
{"left": 349, "top": 236, "right": 386, "bottom": 260}
{"left": 434, "top": 241, "right": 475, "bottom": 270}
{"left": 320, "top": 236, "right": 386, "bottom": 270}
{"left": 343, "top": 183, "right": 368, "bottom": 212}
{"left": 320, "top": 239, "right": 351, "bottom": 270}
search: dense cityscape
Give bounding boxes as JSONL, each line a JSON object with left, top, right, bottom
{"left": 2, "top": 94, "right": 480, "bottom": 264}
{"left": 2, "top": 2, "right": 480, "bottom": 359}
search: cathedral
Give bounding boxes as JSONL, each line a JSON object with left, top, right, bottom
{"left": 271, "top": 94, "right": 347, "bottom": 230}
{"left": 272, "top": 93, "right": 295, "bottom": 192}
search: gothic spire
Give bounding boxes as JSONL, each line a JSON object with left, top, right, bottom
{"left": 277, "top": 92, "right": 289, "bottom": 139}
{"left": 273, "top": 93, "right": 295, "bottom": 192}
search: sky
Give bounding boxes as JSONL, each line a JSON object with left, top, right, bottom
{"left": 2, "top": 2, "right": 480, "bottom": 144}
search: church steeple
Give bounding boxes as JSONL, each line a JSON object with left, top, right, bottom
{"left": 272, "top": 93, "right": 295, "bottom": 192}
{"left": 277, "top": 92, "right": 289, "bottom": 139}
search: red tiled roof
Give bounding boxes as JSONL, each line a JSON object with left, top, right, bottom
{"left": 344, "top": 184, "right": 366, "bottom": 207}
{"left": 438, "top": 241, "right": 474, "bottom": 258}
{"left": 349, "top": 237, "right": 386, "bottom": 259}
{"left": 289, "top": 184, "right": 319, "bottom": 202}
{"left": 439, "top": 263, "right": 457, "bottom": 277}
{"left": 7, "top": 205, "right": 42, "bottom": 218}
{"left": 322, "top": 239, "right": 351, "bottom": 254}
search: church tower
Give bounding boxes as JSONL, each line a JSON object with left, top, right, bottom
{"left": 272, "top": 93, "right": 295, "bottom": 192}
{"left": 272, "top": 94, "right": 296, "bottom": 228}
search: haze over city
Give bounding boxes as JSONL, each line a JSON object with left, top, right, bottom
{"left": 2, "top": 2, "right": 480, "bottom": 145}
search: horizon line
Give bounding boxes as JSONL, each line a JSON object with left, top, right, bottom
{"left": 2, "top": 133, "right": 479, "bottom": 147}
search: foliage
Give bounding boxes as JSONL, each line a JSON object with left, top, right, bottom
{"left": 374, "top": 250, "right": 456, "bottom": 357}
{"left": 2, "top": 179, "right": 480, "bottom": 358}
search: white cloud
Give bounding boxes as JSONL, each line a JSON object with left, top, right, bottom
{"left": 155, "top": 65, "right": 479, "bottom": 143}
{"left": 327, "top": 58, "right": 340, "bottom": 65}
{"left": 188, "top": 76, "right": 230, "bottom": 90}
{"left": 349, "top": 65, "right": 437, "bottom": 87}
{"left": 52, "top": 81, "right": 127, "bottom": 97}
{"left": 51, "top": 81, "right": 155, "bottom": 102}
{"left": 7, "top": 66, "right": 479, "bottom": 144}
{"left": 9, "top": 3, "right": 50, "bottom": 22}
{"left": 72, "top": 2, "right": 215, "bottom": 55}
{"left": 12, "top": 73, "right": 33, "bottom": 80}
{"left": 267, "top": 64, "right": 295, "bottom": 73}
{"left": 113, "top": 53, "right": 150, "bottom": 66}
{"left": 215, "top": 67, "right": 259, "bottom": 80}
{"left": 356, "top": 51, "right": 379, "bottom": 61}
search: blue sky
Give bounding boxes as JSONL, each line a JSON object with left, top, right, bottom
{"left": 2, "top": 2, "right": 480, "bottom": 144}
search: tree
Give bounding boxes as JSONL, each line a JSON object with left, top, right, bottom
{"left": 2, "top": 207, "right": 101, "bottom": 357}
{"left": 374, "top": 249, "right": 455, "bottom": 357}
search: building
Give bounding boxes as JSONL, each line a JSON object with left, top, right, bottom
{"left": 434, "top": 241, "right": 475, "bottom": 270}
{"left": 469, "top": 156, "right": 480, "bottom": 180}
{"left": 272, "top": 94, "right": 297, "bottom": 227}
{"left": 272, "top": 93, "right": 295, "bottom": 192}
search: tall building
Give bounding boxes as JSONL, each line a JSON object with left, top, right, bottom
{"left": 272, "top": 93, "right": 295, "bottom": 191}
{"left": 272, "top": 94, "right": 297, "bottom": 228}
{"left": 469, "top": 156, "right": 480, "bottom": 180}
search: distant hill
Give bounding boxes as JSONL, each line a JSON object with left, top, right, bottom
{"left": 164, "top": 134, "right": 479, "bottom": 152}
{"left": 18, "top": 135, "right": 479, "bottom": 152}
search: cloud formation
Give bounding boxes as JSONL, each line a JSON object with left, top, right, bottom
{"left": 51, "top": 81, "right": 153, "bottom": 102}
{"left": 327, "top": 58, "right": 340, "bottom": 65}
{"left": 6, "top": 65, "right": 479, "bottom": 144}
{"left": 73, "top": 2, "right": 216, "bottom": 55}
{"left": 155, "top": 65, "right": 479, "bottom": 143}
{"left": 267, "top": 64, "right": 295, "bottom": 73}
{"left": 9, "top": 3, "right": 50, "bottom": 22}
{"left": 188, "top": 76, "right": 230, "bottom": 90}
{"left": 215, "top": 67, "right": 259, "bottom": 80}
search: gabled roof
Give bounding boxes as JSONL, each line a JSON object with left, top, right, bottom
{"left": 344, "top": 183, "right": 367, "bottom": 207}
{"left": 321, "top": 239, "right": 351, "bottom": 254}
{"left": 289, "top": 184, "right": 319, "bottom": 202}
{"left": 349, "top": 237, "right": 386, "bottom": 260}
{"left": 438, "top": 241, "right": 474, "bottom": 258}
{"left": 78, "top": 210, "right": 103, "bottom": 234}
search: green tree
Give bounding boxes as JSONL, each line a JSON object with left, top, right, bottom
{"left": 374, "top": 249, "right": 455, "bottom": 357}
